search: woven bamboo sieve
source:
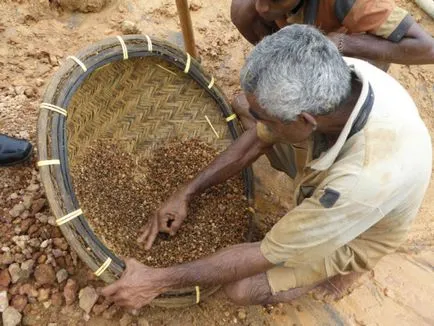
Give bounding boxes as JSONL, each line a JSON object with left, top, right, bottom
{"left": 37, "top": 35, "right": 254, "bottom": 308}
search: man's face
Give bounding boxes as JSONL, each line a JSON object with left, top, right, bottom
{"left": 246, "top": 93, "right": 314, "bottom": 144}
{"left": 255, "top": 0, "right": 300, "bottom": 21}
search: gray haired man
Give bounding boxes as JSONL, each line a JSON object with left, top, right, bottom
{"left": 102, "top": 25, "right": 432, "bottom": 308}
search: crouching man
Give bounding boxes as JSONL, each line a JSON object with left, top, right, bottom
{"left": 101, "top": 25, "right": 432, "bottom": 308}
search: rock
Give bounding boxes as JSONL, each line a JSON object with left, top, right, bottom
{"left": 31, "top": 199, "right": 46, "bottom": 215}
{"left": 20, "top": 259, "right": 35, "bottom": 279}
{"left": 119, "top": 313, "right": 133, "bottom": 326}
{"left": 189, "top": 1, "right": 202, "bottom": 11}
{"left": 40, "top": 239, "right": 51, "bottom": 248}
{"left": 28, "top": 238, "right": 40, "bottom": 248}
{"left": 9, "top": 203, "right": 26, "bottom": 218}
{"left": 53, "top": 238, "right": 68, "bottom": 250}
{"left": 26, "top": 184, "right": 40, "bottom": 192}
{"left": 56, "top": 0, "right": 109, "bottom": 13}
{"left": 19, "top": 284, "right": 38, "bottom": 298}
{"left": 13, "top": 254, "right": 24, "bottom": 264}
{"left": 20, "top": 211, "right": 30, "bottom": 219}
{"left": 52, "top": 249, "right": 64, "bottom": 258}
{"left": 27, "top": 224, "right": 39, "bottom": 236}
{"left": 0, "top": 291, "right": 9, "bottom": 312}
{"left": 47, "top": 216, "right": 56, "bottom": 226}
{"left": 64, "top": 279, "right": 78, "bottom": 305}
{"left": 36, "top": 214, "right": 48, "bottom": 224}
{"left": 120, "top": 20, "right": 140, "bottom": 34}
{"left": 48, "top": 323, "right": 57, "bottom": 326}
{"left": 20, "top": 219, "right": 33, "bottom": 233}
{"left": 43, "top": 301, "right": 51, "bottom": 309}
{"left": 11, "top": 295, "right": 27, "bottom": 312}
{"left": 34, "top": 264, "right": 56, "bottom": 285}
{"left": 56, "top": 269, "right": 68, "bottom": 283}
{"left": 92, "top": 301, "right": 110, "bottom": 315}
{"left": 12, "top": 235, "right": 29, "bottom": 250}
{"left": 138, "top": 318, "right": 150, "bottom": 326}
{"left": 22, "top": 195, "right": 33, "bottom": 210}
{"left": 79, "top": 286, "right": 98, "bottom": 314}
{"left": 37, "top": 255, "right": 47, "bottom": 264}
{"left": 24, "top": 87, "right": 36, "bottom": 98}
{"left": 8, "top": 263, "right": 21, "bottom": 283}
{"left": 9, "top": 193, "right": 18, "bottom": 200}
{"left": 0, "top": 252, "right": 14, "bottom": 265}
{"left": 102, "top": 304, "right": 119, "bottom": 319}
{"left": 2, "top": 306, "right": 22, "bottom": 326}
{"left": 0, "top": 269, "right": 11, "bottom": 289}
{"left": 51, "top": 292, "right": 63, "bottom": 306}
{"left": 237, "top": 310, "right": 247, "bottom": 320}
{"left": 38, "top": 288, "right": 50, "bottom": 302}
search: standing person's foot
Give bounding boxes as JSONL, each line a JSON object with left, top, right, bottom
{"left": 0, "top": 134, "right": 33, "bottom": 167}
{"left": 231, "top": 93, "right": 257, "bottom": 130}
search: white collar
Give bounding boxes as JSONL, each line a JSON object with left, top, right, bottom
{"left": 308, "top": 62, "right": 372, "bottom": 171}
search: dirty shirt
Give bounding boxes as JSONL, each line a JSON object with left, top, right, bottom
{"left": 258, "top": 57, "right": 432, "bottom": 293}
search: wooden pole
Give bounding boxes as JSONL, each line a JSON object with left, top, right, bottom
{"left": 175, "top": 0, "right": 198, "bottom": 58}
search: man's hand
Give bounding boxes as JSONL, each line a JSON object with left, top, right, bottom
{"left": 101, "top": 258, "right": 167, "bottom": 309}
{"left": 138, "top": 190, "right": 189, "bottom": 250}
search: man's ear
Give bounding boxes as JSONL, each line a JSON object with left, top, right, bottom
{"left": 300, "top": 112, "right": 318, "bottom": 131}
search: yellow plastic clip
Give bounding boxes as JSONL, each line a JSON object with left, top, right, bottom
{"left": 67, "top": 56, "right": 87, "bottom": 72}
{"left": 94, "top": 257, "right": 112, "bottom": 277}
{"left": 195, "top": 286, "right": 200, "bottom": 304}
{"left": 225, "top": 114, "right": 237, "bottom": 122}
{"left": 184, "top": 53, "right": 191, "bottom": 74}
{"left": 116, "top": 36, "right": 128, "bottom": 60}
{"left": 37, "top": 159, "right": 60, "bottom": 167}
{"left": 207, "top": 76, "right": 215, "bottom": 89}
{"left": 145, "top": 34, "right": 153, "bottom": 52}
{"left": 56, "top": 209, "right": 83, "bottom": 226}
{"left": 40, "top": 103, "right": 67, "bottom": 116}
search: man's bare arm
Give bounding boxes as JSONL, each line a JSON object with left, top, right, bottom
{"left": 335, "top": 22, "right": 434, "bottom": 65}
{"left": 162, "top": 242, "right": 272, "bottom": 288}
{"left": 183, "top": 127, "right": 272, "bottom": 200}
{"left": 101, "top": 242, "right": 274, "bottom": 308}
{"left": 231, "top": 0, "right": 274, "bottom": 44}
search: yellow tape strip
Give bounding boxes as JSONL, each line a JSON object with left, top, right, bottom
{"left": 37, "top": 159, "right": 60, "bottom": 167}
{"left": 145, "top": 34, "right": 153, "bottom": 52}
{"left": 207, "top": 76, "right": 215, "bottom": 89}
{"left": 94, "top": 257, "right": 112, "bottom": 277}
{"left": 205, "top": 115, "right": 219, "bottom": 139}
{"left": 117, "top": 36, "right": 128, "bottom": 60}
{"left": 67, "top": 56, "right": 87, "bottom": 72}
{"left": 225, "top": 114, "right": 237, "bottom": 122}
{"left": 195, "top": 286, "right": 200, "bottom": 304}
{"left": 40, "top": 103, "right": 67, "bottom": 116}
{"left": 184, "top": 53, "right": 191, "bottom": 73}
{"left": 56, "top": 209, "right": 83, "bottom": 226}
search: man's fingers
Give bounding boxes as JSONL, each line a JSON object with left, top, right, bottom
{"left": 158, "top": 216, "right": 172, "bottom": 234}
{"left": 137, "top": 221, "right": 152, "bottom": 243}
{"left": 101, "top": 280, "right": 122, "bottom": 297}
{"left": 169, "top": 218, "right": 183, "bottom": 236}
{"left": 145, "top": 218, "right": 159, "bottom": 250}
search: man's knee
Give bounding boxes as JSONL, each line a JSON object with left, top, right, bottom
{"left": 224, "top": 280, "right": 251, "bottom": 306}
{"left": 223, "top": 274, "right": 272, "bottom": 306}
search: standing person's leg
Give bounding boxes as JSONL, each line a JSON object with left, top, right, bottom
{"left": 0, "top": 134, "right": 32, "bottom": 166}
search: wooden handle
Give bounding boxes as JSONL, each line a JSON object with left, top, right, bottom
{"left": 175, "top": 0, "right": 198, "bottom": 58}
